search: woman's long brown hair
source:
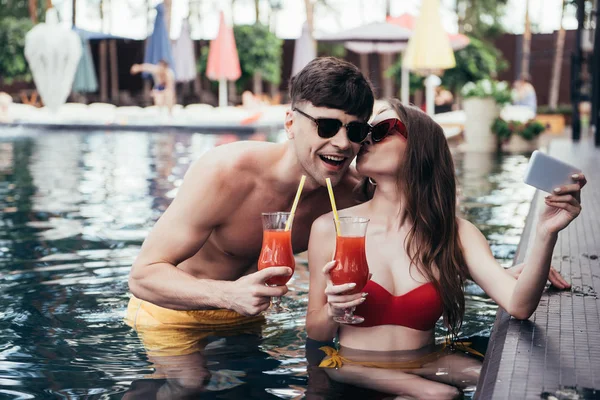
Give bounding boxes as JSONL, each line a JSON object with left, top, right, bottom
{"left": 355, "top": 99, "right": 469, "bottom": 336}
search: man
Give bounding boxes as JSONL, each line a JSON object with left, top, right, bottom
{"left": 130, "top": 60, "right": 176, "bottom": 115}
{"left": 125, "top": 56, "right": 373, "bottom": 395}
{"left": 126, "top": 56, "right": 374, "bottom": 329}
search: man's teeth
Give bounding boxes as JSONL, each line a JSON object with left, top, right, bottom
{"left": 322, "top": 155, "right": 345, "bottom": 162}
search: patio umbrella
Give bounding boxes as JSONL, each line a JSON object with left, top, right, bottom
{"left": 72, "top": 33, "right": 98, "bottom": 93}
{"left": 403, "top": 0, "right": 456, "bottom": 115}
{"left": 317, "top": 22, "right": 412, "bottom": 98}
{"left": 291, "top": 22, "right": 316, "bottom": 77}
{"left": 387, "top": 13, "right": 470, "bottom": 106}
{"left": 143, "top": 3, "right": 175, "bottom": 79}
{"left": 317, "top": 21, "right": 412, "bottom": 44}
{"left": 206, "top": 11, "right": 241, "bottom": 107}
{"left": 386, "top": 14, "right": 470, "bottom": 50}
{"left": 172, "top": 19, "right": 196, "bottom": 83}
{"left": 25, "top": 8, "right": 82, "bottom": 112}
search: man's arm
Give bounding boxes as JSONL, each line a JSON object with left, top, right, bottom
{"left": 128, "top": 151, "right": 290, "bottom": 314}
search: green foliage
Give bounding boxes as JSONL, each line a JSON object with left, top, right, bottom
{"left": 386, "top": 55, "right": 425, "bottom": 95}
{"left": 233, "top": 24, "right": 282, "bottom": 86}
{"left": 491, "top": 117, "right": 511, "bottom": 141}
{"left": 0, "top": 17, "right": 34, "bottom": 84}
{"left": 317, "top": 42, "right": 346, "bottom": 58}
{"left": 197, "top": 45, "right": 209, "bottom": 75}
{"left": 198, "top": 24, "right": 282, "bottom": 91}
{"left": 441, "top": 37, "right": 508, "bottom": 92}
{"left": 537, "top": 104, "right": 573, "bottom": 116}
{"left": 520, "top": 120, "right": 545, "bottom": 140}
{"left": 0, "top": 0, "right": 47, "bottom": 22}
{"left": 457, "top": 0, "right": 509, "bottom": 40}
{"left": 461, "top": 79, "right": 512, "bottom": 105}
{"left": 491, "top": 117, "right": 545, "bottom": 141}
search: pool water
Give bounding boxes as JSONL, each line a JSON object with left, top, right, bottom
{"left": 0, "top": 129, "right": 535, "bottom": 399}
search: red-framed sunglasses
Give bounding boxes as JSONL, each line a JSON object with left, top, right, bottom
{"left": 369, "top": 118, "right": 408, "bottom": 142}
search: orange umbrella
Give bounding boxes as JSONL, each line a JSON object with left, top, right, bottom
{"left": 206, "top": 11, "right": 241, "bottom": 107}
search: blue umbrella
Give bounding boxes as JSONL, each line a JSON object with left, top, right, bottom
{"left": 143, "top": 3, "right": 175, "bottom": 79}
{"left": 72, "top": 33, "right": 98, "bottom": 93}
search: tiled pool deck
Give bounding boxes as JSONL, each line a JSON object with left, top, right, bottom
{"left": 476, "top": 138, "right": 600, "bottom": 399}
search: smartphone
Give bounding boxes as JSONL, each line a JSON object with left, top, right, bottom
{"left": 524, "top": 150, "right": 581, "bottom": 193}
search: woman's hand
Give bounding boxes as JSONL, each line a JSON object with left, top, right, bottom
{"left": 322, "top": 260, "right": 367, "bottom": 319}
{"left": 539, "top": 174, "right": 586, "bottom": 235}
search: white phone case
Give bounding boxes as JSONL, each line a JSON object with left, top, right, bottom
{"left": 523, "top": 150, "right": 581, "bottom": 194}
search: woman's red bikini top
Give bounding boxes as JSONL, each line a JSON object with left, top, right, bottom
{"left": 353, "top": 280, "right": 443, "bottom": 330}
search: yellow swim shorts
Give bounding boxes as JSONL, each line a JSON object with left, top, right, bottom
{"left": 124, "top": 294, "right": 265, "bottom": 357}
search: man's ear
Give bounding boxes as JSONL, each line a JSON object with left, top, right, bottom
{"left": 285, "top": 109, "right": 295, "bottom": 139}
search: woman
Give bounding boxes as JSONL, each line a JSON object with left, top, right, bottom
{"left": 306, "top": 99, "right": 585, "bottom": 399}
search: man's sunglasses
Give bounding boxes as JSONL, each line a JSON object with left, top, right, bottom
{"left": 293, "top": 108, "right": 371, "bottom": 144}
{"left": 369, "top": 118, "right": 408, "bottom": 143}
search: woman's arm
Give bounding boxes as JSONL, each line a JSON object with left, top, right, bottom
{"left": 462, "top": 175, "right": 585, "bottom": 320}
{"left": 306, "top": 214, "right": 365, "bottom": 341}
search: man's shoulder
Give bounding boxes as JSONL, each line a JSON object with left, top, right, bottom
{"left": 188, "top": 141, "right": 277, "bottom": 186}
{"left": 207, "top": 140, "right": 277, "bottom": 168}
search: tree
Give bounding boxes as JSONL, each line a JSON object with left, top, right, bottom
{"left": 233, "top": 24, "right": 282, "bottom": 94}
{"left": 0, "top": 0, "right": 50, "bottom": 23}
{"left": 198, "top": 24, "right": 283, "bottom": 95}
{"left": 548, "top": 0, "right": 566, "bottom": 110}
{"left": 441, "top": 37, "right": 508, "bottom": 92}
{"left": 521, "top": 0, "right": 531, "bottom": 78}
{"left": 455, "top": 0, "right": 509, "bottom": 39}
{"left": 0, "top": 17, "right": 34, "bottom": 84}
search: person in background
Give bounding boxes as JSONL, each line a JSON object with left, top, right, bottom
{"left": 130, "top": 59, "right": 176, "bottom": 115}
{"left": 512, "top": 74, "right": 537, "bottom": 114}
{"left": 434, "top": 86, "right": 454, "bottom": 114}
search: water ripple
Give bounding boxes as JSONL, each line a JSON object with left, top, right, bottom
{"left": 0, "top": 130, "right": 533, "bottom": 398}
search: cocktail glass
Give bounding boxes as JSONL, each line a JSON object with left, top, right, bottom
{"left": 330, "top": 217, "right": 370, "bottom": 324}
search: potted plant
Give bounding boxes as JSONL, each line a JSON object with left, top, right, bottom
{"left": 461, "top": 79, "right": 512, "bottom": 151}
{"left": 536, "top": 104, "right": 572, "bottom": 134}
{"left": 492, "top": 117, "right": 546, "bottom": 152}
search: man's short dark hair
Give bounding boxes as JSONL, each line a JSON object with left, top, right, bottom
{"left": 289, "top": 57, "right": 374, "bottom": 122}
{"left": 158, "top": 59, "right": 169, "bottom": 67}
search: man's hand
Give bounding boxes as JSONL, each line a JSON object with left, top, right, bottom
{"left": 508, "top": 263, "right": 571, "bottom": 290}
{"left": 225, "top": 267, "right": 292, "bottom": 316}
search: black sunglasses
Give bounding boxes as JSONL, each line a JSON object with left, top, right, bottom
{"left": 293, "top": 108, "right": 371, "bottom": 144}
{"left": 369, "top": 118, "right": 408, "bottom": 143}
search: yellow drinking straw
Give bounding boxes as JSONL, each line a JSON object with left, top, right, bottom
{"left": 285, "top": 175, "right": 306, "bottom": 231}
{"left": 325, "top": 178, "right": 341, "bottom": 236}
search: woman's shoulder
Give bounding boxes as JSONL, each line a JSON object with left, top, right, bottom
{"left": 311, "top": 203, "right": 370, "bottom": 237}
{"left": 457, "top": 217, "right": 489, "bottom": 248}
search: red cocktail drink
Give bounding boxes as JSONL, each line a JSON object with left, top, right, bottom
{"left": 258, "top": 229, "right": 296, "bottom": 286}
{"left": 330, "top": 216, "right": 370, "bottom": 324}
{"left": 331, "top": 236, "right": 369, "bottom": 294}
{"left": 257, "top": 212, "right": 295, "bottom": 311}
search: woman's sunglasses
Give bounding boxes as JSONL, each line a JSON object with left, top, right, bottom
{"left": 369, "top": 118, "right": 408, "bottom": 143}
{"left": 293, "top": 108, "right": 371, "bottom": 144}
